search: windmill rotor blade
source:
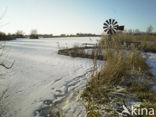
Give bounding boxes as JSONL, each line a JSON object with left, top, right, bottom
{"left": 111, "top": 28, "right": 116, "bottom": 34}
{"left": 112, "top": 19, "right": 115, "bottom": 24}
{"left": 113, "top": 24, "right": 117, "bottom": 27}
{"left": 103, "top": 26, "right": 108, "bottom": 29}
{"left": 104, "top": 29, "right": 109, "bottom": 32}
{"left": 113, "top": 21, "right": 118, "bottom": 25}
{"left": 111, "top": 19, "right": 114, "bottom": 24}
{"left": 113, "top": 26, "right": 118, "bottom": 29}
{"left": 114, "top": 27, "right": 117, "bottom": 30}
{"left": 114, "top": 27, "right": 118, "bottom": 30}
{"left": 106, "top": 20, "right": 109, "bottom": 24}
{"left": 113, "top": 24, "right": 118, "bottom": 27}
{"left": 105, "top": 28, "right": 109, "bottom": 32}
{"left": 104, "top": 23, "right": 108, "bottom": 26}
{"left": 114, "top": 25, "right": 118, "bottom": 29}
{"left": 109, "top": 19, "right": 111, "bottom": 24}
{"left": 113, "top": 28, "right": 117, "bottom": 32}
{"left": 103, "top": 27, "right": 108, "bottom": 30}
{"left": 107, "top": 30, "right": 109, "bottom": 34}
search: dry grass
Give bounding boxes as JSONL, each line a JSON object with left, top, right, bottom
{"left": 99, "top": 33, "right": 156, "bottom": 53}
{"left": 111, "top": 32, "right": 156, "bottom": 43}
{"left": 81, "top": 34, "right": 156, "bottom": 116}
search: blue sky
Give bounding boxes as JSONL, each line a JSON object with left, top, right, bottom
{"left": 0, "top": 0, "right": 156, "bottom": 34}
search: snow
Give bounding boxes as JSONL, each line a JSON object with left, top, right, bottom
{"left": 146, "top": 52, "right": 156, "bottom": 92}
{"left": 146, "top": 52, "right": 156, "bottom": 75}
{"left": 0, "top": 37, "right": 100, "bottom": 117}
{"left": 0, "top": 37, "right": 156, "bottom": 117}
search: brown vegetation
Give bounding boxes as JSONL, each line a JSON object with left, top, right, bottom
{"left": 81, "top": 33, "right": 156, "bottom": 117}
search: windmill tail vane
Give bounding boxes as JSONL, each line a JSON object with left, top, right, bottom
{"left": 103, "top": 19, "right": 124, "bottom": 35}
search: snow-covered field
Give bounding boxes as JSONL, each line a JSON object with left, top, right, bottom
{"left": 0, "top": 37, "right": 156, "bottom": 117}
{"left": 0, "top": 37, "right": 100, "bottom": 117}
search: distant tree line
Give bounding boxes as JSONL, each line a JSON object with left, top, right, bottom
{"left": 0, "top": 25, "right": 155, "bottom": 41}
{"left": 0, "top": 32, "right": 16, "bottom": 41}
{"left": 125, "top": 25, "right": 156, "bottom": 35}
{"left": 0, "top": 31, "right": 100, "bottom": 40}
{"left": 53, "top": 33, "right": 100, "bottom": 37}
{"left": 0, "top": 30, "right": 27, "bottom": 40}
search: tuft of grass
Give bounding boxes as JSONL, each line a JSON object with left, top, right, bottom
{"left": 72, "top": 43, "right": 81, "bottom": 57}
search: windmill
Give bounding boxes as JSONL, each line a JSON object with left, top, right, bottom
{"left": 103, "top": 19, "right": 124, "bottom": 35}
{"left": 103, "top": 19, "right": 124, "bottom": 47}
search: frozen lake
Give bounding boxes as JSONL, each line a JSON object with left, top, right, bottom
{"left": 0, "top": 37, "right": 100, "bottom": 117}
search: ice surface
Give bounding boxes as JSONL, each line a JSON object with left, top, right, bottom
{"left": 0, "top": 37, "right": 99, "bottom": 117}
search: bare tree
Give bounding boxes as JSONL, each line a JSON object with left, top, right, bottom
{"left": 16, "top": 30, "right": 24, "bottom": 35}
{"left": 146, "top": 25, "right": 154, "bottom": 33}
{"left": 30, "top": 29, "right": 37, "bottom": 35}
{"left": 128, "top": 29, "right": 133, "bottom": 34}
{"left": 135, "top": 29, "right": 140, "bottom": 34}
{"left": 30, "top": 29, "right": 38, "bottom": 39}
{"left": 16, "top": 30, "right": 25, "bottom": 38}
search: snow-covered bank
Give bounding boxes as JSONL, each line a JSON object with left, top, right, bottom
{"left": 146, "top": 52, "right": 156, "bottom": 75}
{"left": 146, "top": 52, "right": 156, "bottom": 92}
{"left": 0, "top": 37, "right": 99, "bottom": 117}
